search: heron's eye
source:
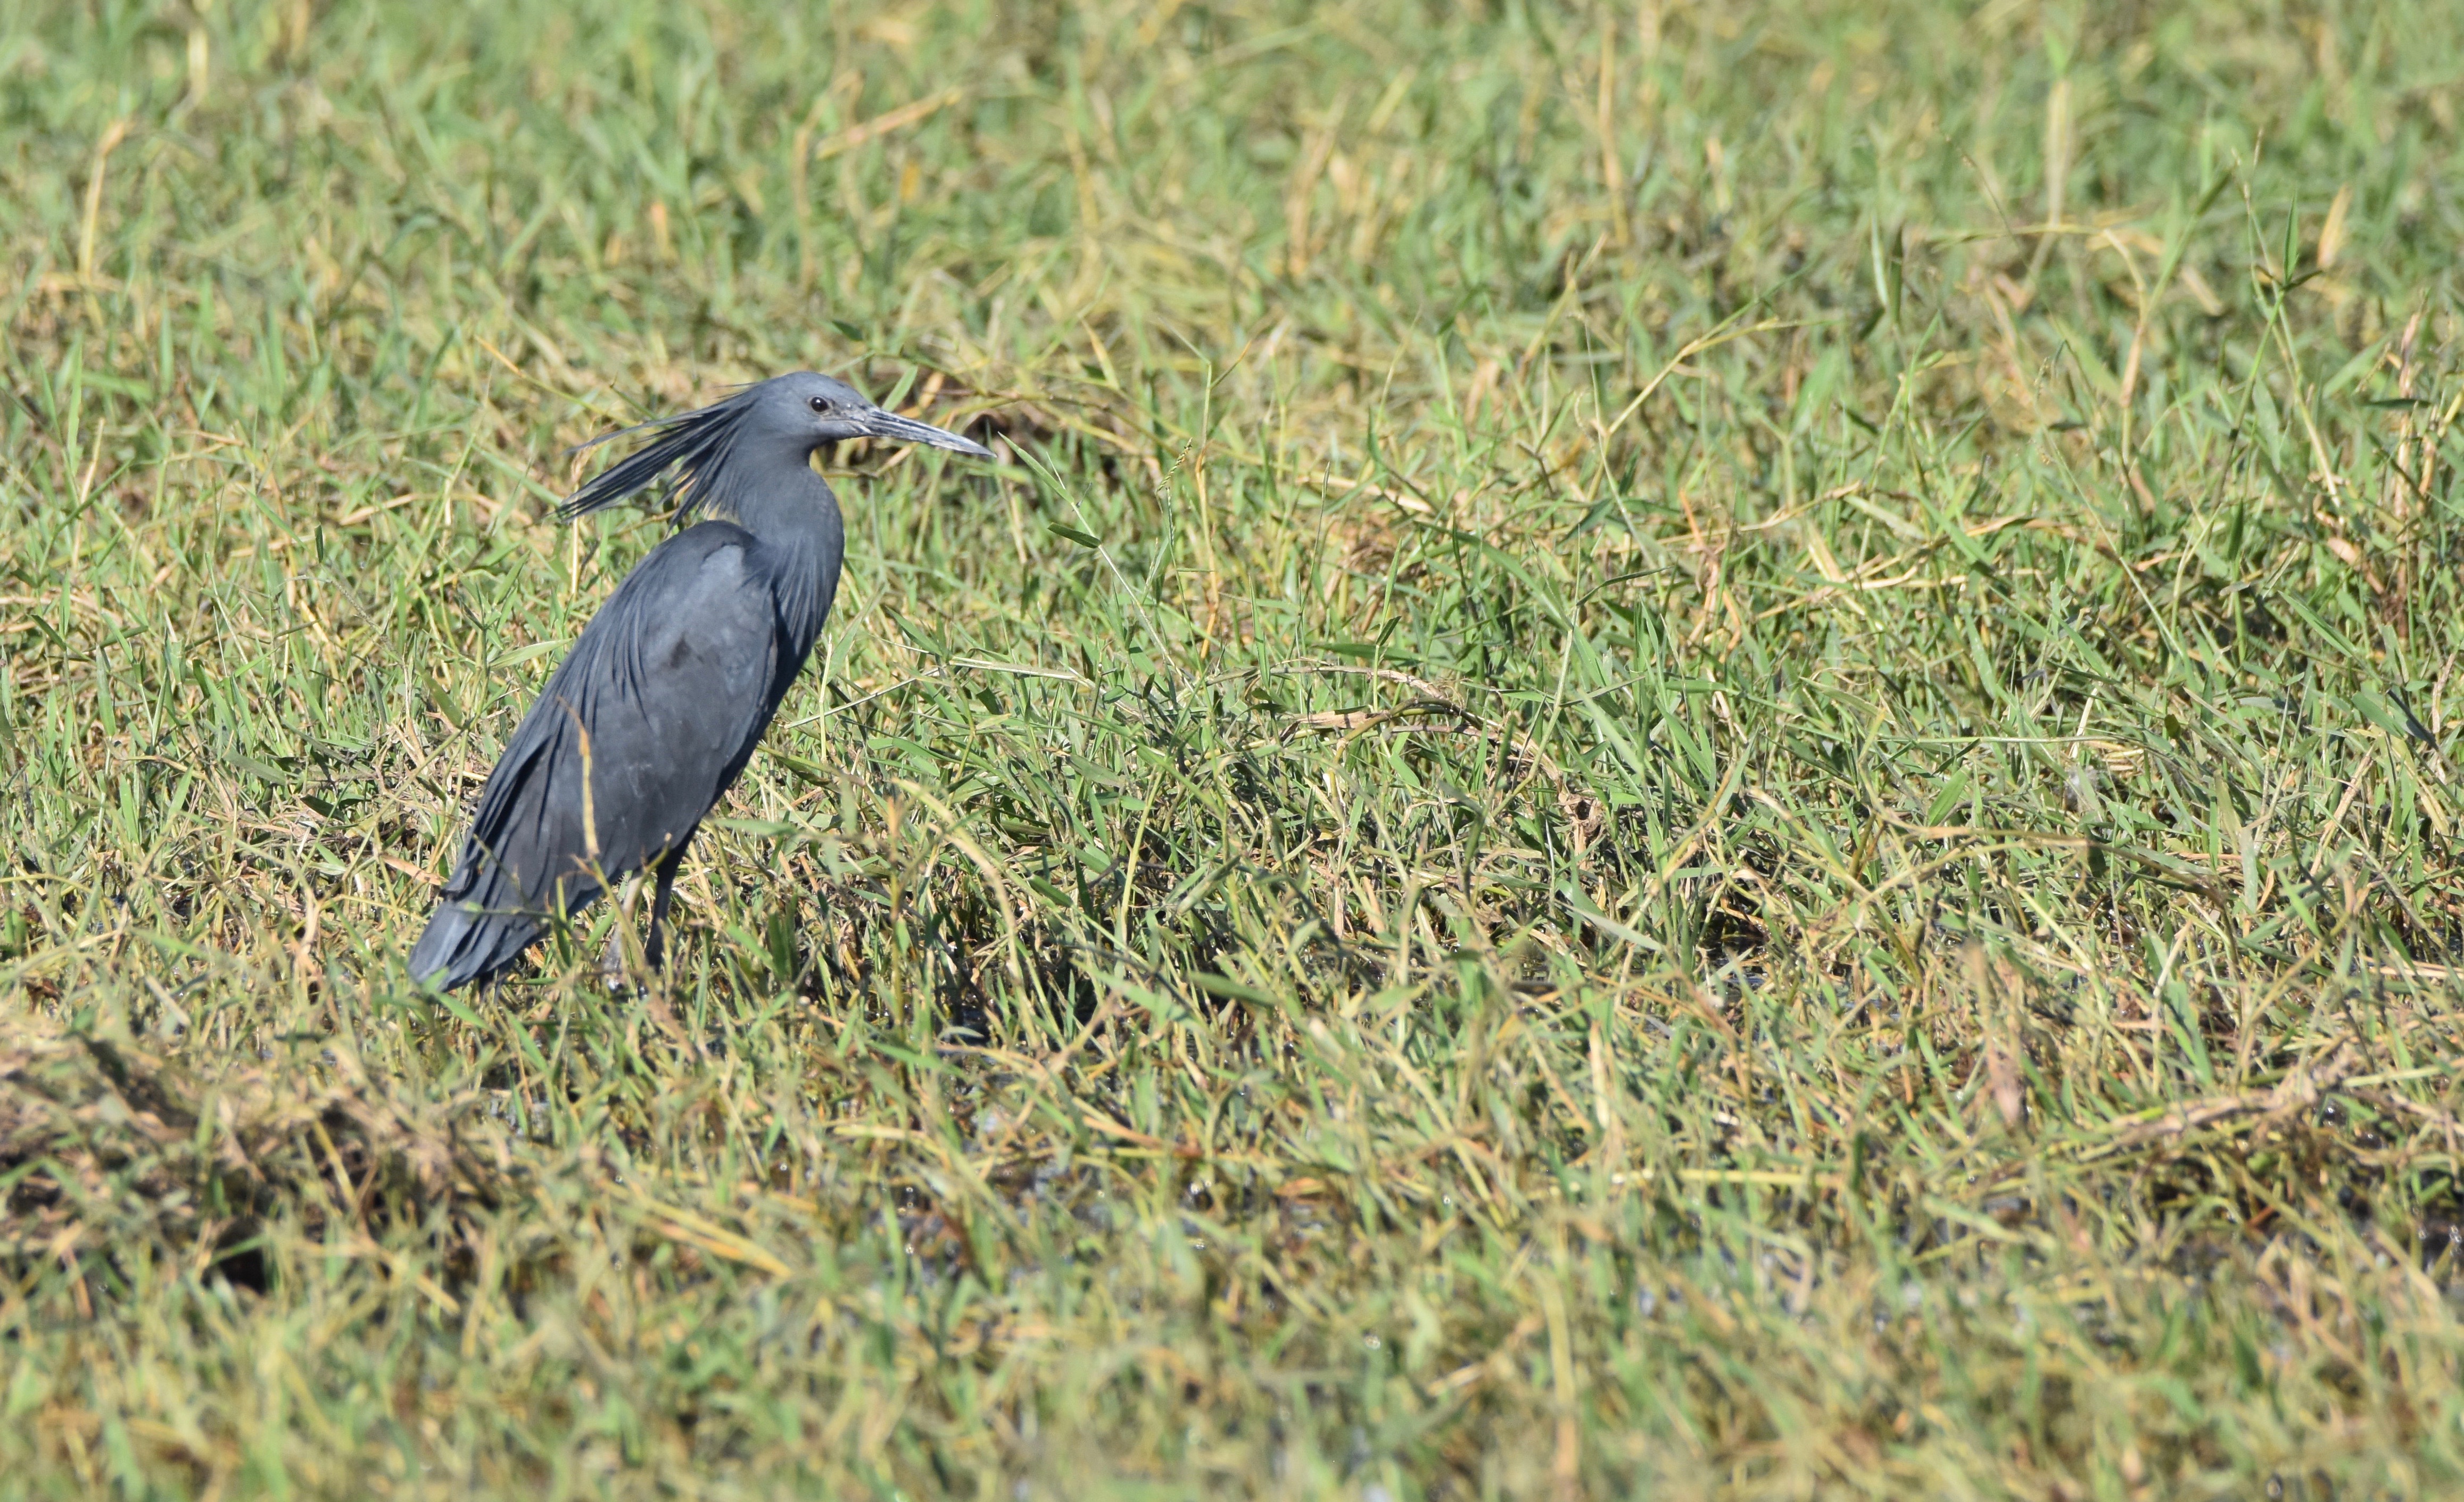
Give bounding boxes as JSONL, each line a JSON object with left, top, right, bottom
{"left": 808, "top": 395, "right": 829, "bottom": 413}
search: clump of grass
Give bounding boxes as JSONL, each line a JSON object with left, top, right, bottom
{"left": 6, "top": 0, "right": 2464, "bottom": 1496}
{"left": 1, "top": 1010, "right": 523, "bottom": 1293}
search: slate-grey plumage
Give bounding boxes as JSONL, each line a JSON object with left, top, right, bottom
{"left": 410, "top": 372, "right": 992, "bottom": 991}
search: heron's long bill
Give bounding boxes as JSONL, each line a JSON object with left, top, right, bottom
{"left": 860, "top": 409, "right": 994, "bottom": 458}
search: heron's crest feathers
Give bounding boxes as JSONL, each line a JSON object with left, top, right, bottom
{"left": 558, "top": 387, "right": 761, "bottom": 523}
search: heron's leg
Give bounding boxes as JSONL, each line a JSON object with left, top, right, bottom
{"left": 643, "top": 849, "right": 687, "bottom": 972}
{"left": 600, "top": 872, "right": 646, "bottom": 980}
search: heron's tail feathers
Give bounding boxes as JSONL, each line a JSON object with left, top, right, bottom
{"left": 409, "top": 901, "right": 543, "bottom": 993}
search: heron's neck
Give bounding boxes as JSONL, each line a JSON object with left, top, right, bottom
{"left": 728, "top": 466, "right": 846, "bottom": 657}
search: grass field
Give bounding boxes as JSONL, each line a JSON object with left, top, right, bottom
{"left": 6, "top": 0, "right": 2464, "bottom": 1495}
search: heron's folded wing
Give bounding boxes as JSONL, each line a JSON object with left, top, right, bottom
{"left": 442, "top": 525, "right": 780, "bottom": 914}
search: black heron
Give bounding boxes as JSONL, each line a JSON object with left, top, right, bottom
{"left": 409, "top": 372, "right": 992, "bottom": 991}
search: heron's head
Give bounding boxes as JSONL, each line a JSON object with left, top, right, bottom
{"left": 757, "top": 371, "right": 995, "bottom": 460}
{"left": 560, "top": 370, "right": 992, "bottom": 521}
